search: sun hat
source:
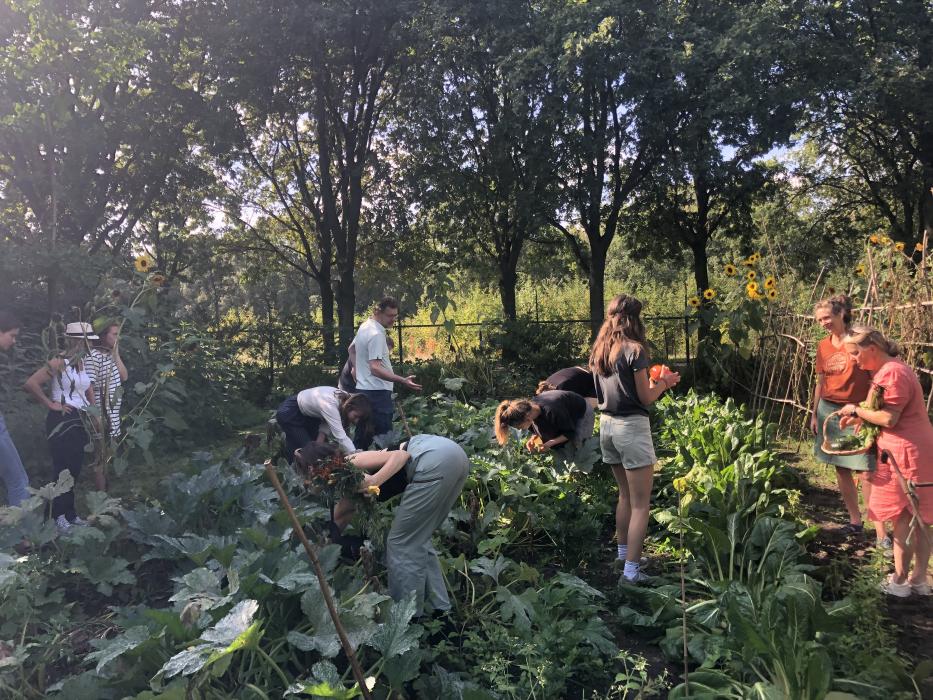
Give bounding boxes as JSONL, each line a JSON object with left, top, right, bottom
{"left": 64, "top": 322, "right": 98, "bottom": 340}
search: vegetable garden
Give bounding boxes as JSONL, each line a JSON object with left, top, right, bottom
{"left": 1, "top": 390, "right": 924, "bottom": 698}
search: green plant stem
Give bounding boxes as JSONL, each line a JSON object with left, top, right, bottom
{"left": 255, "top": 647, "right": 290, "bottom": 690}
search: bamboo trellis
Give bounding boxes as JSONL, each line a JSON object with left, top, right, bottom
{"left": 748, "top": 235, "right": 932, "bottom": 439}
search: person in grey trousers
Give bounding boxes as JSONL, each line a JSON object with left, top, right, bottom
{"left": 294, "top": 434, "right": 470, "bottom": 613}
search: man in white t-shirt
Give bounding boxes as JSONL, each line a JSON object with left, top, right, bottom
{"left": 352, "top": 296, "right": 421, "bottom": 441}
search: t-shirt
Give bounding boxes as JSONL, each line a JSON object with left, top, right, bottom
{"left": 86, "top": 349, "right": 123, "bottom": 437}
{"left": 815, "top": 336, "right": 871, "bottom": 403}
{"left": 337, "top": 359, "right": 356, "bottom": 392}
{"left": 51, "top": 359, "right": 92, "bottom": 410}
{"left": 594, "top": 344, "right": 650, "bottom": 417}
{"left": 531, "top": 390, "right": 587, "bottom": 442}
{"left": 544, "top": 366, "right": 596, "bottom": 399}
{"left": 353, "top": 318, "right": 393, "bottom": 391}
{"left": 295, "top": 386, "right": 357, "bottom": 453}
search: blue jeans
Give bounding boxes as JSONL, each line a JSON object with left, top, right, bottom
{"left": 275, "top": 396, "right": 321, "bottom": 463}
{"left": 357, "top": 389, "right": 394, "bottom": 445}
{"left": 0, "top": 412, "right": 29, "bottom": 506}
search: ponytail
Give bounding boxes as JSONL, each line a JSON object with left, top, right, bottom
{"left": 535, "top": 381, "right": 557, "bottom": 395}
{"left": 494, "top": 399, "right": 535, "bottom": 445}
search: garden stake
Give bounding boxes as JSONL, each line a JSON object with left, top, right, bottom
{"left": 679, "top": 498, "right": 689, "bottom": 694}
{"left": 395, "top": 399, "right": 414, "bottom": 439}
{"left": 263, "top": 460, "right": 373, "bottom": 700}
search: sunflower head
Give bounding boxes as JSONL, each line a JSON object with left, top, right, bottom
{"left": 150, "top": 273, "right": 167, "bottom": 287}
{"left": 703, "top": 288, "right": 716, "bottom": 300}
{"left": 742, "top": 258, "right": 756, "bottom": 267}
{"left": 880, "top": 235, "right": 892, "bottom": 246}
{"left": 766, "top": 288, "right": 778, "bottom": 301}
{"left": 134, "top": 254, "right": 155, "bottom": 273}
{"left": 724, "top": 263, "right": 738, "bottom": 276}
{"left": 763, "top": 275, "right": 776, "bottom": 289}
{"left": 688, "top": 296, "right": 701, "bottom": 309}
{"left": 894, "top": 242, "right": 905, "bottom": 253}
{"left": 854, "top": 263, "right": 866, "bottom": 276}
{"left": 869, "top": 234, "right": 880, "bottom": 245}
{"left": 746, "top": 281, "right": 759, "bottom": 295}
{"left": 746, "top": 269, "right": 757, "bottom": 281}
{"left": 750, "top": 252, "right": 762, "bottom": 263}
{"left": 916, "top": 242, "right": 925, "bottom": 252}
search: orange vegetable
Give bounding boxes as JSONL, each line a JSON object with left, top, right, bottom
{"left": 649, "top": 364, "right": 670, "bottom": 382}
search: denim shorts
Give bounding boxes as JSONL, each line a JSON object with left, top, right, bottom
{"left": 599, "top": 414, "right": 656, "bottom": 469}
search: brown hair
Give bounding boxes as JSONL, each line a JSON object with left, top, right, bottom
{"left": 589, "top": 294, "right": 646, "bottom": 376}
{"left": 375, "top": 296, "right": 399, "bottom": 313}
{"left": 0, "top": 310, "right": 20, "bottom": 333}
{"left": 813, "top": 294, "right": 854, "bottom": 326}
{"left": 843, "top": 325, "right": 901, "bottom": 357}
{"left": 493, "top": 399, "right": 535, "bottom": 445}
{"left": 294, "top": 441, "right": 341, "bottom": 477}
{"left": 535, "top": 380, "right": 557, "bottom": 395}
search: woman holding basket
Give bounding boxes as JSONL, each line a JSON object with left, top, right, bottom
{"left": 840, "top": 327, "right": 933, "bottom": 597}
{"left": 810, "top": 295, "right": 887, "bottom": 545}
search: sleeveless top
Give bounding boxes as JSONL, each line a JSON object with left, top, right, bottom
{"left": 51, "top": 359, "right": 92, "bottom": 410}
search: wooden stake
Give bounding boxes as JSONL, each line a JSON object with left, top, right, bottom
{"left": 263, "top": 460, "right": 373, "bottom": 700}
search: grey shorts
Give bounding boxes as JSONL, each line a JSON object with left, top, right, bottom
{"left": 599, "top": 414, "right": 656, "bottom": 469}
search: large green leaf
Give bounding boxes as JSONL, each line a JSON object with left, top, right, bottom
{"left": 86, "top": 625, "right": 152, "bottom": 674}
{"left": 368, "top": 594, "right": 420, "bottom": 659}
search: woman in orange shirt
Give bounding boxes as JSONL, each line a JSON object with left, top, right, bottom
{"left": 810, "top": 296, "right": 886, "bottom": 544}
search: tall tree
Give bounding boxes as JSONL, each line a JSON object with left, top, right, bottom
{"left": 805, "top": 0, "right": 933, "bottom": 243}
{"left": 0, "top": 0, "right": 212, "bottom": 309}
{"left": 402, "top": 0, "right": 561, "bottom": 320}
{"left": 551, "top": 0, "right": 677, "bottom": 336}
{"left": 631, "top": 0, "right": 809, "bottom": 303}
{"left": 206, "top": 0, "right": 418, "bottom": 358}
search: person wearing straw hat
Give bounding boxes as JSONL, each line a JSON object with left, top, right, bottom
{"left": 810, "top": 295, "right": 887, "bottom": 546}
{"left": 23, "top": 322, "right": 98, "bottom": 531}
{"left": 840, "top": 326, "right": 933, "bottom": 597}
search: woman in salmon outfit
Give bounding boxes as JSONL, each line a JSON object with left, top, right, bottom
{"left": 840, "top": 326, "right": 933, "bottom": 597}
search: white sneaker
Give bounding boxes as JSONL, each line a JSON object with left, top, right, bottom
{"left": 55, "top": 515, "right": 72, "bottom": 532}
{"left": 620, "top": 570, "right": 653, "bottom": 585}
{"left": 70, "top": 516, "right": 88, "bottom": 527}
{"left": 880, "top": 574, "right": 912, "bottom": 598}
{"left": 910, "top": 580, "right": 932, "bottom": 596}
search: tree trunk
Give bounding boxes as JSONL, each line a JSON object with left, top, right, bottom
{"left": 318, "top": 269, "right": 337, "bottom": 361}
{"left": 334, "top": 270, "right": 356, "bottom": 364}
{"left": 588, "top": 241, "right": 608, "bottom": 340}
{"left": 498, "top": 263, "right": 518, "bottom": 321}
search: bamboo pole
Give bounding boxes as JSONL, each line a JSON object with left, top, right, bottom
{"left": 264, "top": 461, "right": 373, "bottom": 700}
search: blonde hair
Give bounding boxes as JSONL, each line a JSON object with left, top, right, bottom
{"left": 844, "top": 325, "right": 901, "bottom": 357}
{"left": 494, "top": 399, "right": 535, "bottom": 445}
{"left": 814, "top": 294, "right": 854, "bottom": 326}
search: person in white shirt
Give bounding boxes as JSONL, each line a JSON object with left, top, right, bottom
{"left": 275, "top": 387, "right": 371, "bottom": 462}
{"left": 23, "top": 322, "right": 98, "bottom": 531}
{"left": 86, "top": 321, "right": 128, "bottom": 442}
{"left": 352, "top": 297, "right": 421, "bottom": 442}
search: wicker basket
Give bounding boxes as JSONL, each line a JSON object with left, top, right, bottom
{"left": 821, "top": 409, "right": 873, "bottom": 456}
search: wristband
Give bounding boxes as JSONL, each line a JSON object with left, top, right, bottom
{"left": 849, "top": 408, "right": 858, "bottom": 417}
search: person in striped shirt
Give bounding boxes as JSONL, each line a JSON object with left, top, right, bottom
{"left": 87, "top": 321, "right": 128, "bottom": 442}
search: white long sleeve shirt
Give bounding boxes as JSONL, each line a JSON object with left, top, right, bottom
{"left": 295, "top": 386, "right": 357, "bottom": 453}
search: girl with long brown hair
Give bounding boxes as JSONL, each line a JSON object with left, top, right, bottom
{"left": 589, "top": 294, "right": 679, "bottom": 584}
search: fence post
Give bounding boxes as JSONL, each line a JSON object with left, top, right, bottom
{"left": 684, "top": 313, "right": 691, "bottom": 369}
{"left": 396, "top": 320, "right": 404, "bottom": 369}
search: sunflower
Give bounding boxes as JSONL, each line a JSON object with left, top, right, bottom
{"left": 742, "top": 257, "right": 756, "bottom": 267}
{"left": 749, "top": 252, "right": 762, "bottom": 263}
{"left": 766, "top": 288, "right": 778, "bottom": 301}
{"left": 724, "top": 263, "right": 738, "bottom": 276}
{"left": 703, "top": 288, "right": 717, "bottom": 300}
{"left": 854, "top": 263, "right": 866, "bottom": 276}
{"left": 763, "top": 275, "right": 776, "bottom": 289}
{"left": 880, "top": 235, "right": 892, "bottom": 246}
{"left": 894, "top": 242, "right": 905, "bottom": 253}
{"left": 869, "top": 234, "right": 880, "bottom": 245}
{"left": 688, "top": 296, "right": 701, "bottom": 309}
{"left": 134, "top": 254, "right": 155, "bottom": 273}
{"left": 917, "top": 242, "right": 926, "bottom": 253}
{"left": 746, "top": 269, "right": 757, "bottom": 281}
{"left": 746, "top": 281, "right": 760, "bottom": 296}
{"left": 150, "top": 273, "right": 167, "bottom": 287}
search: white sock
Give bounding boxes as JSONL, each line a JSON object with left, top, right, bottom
{"left": 617, "top": 544, "right": 628, "bottom": 560}
{"left": 623, "top": 560, "right": 639, "bottom": 579}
